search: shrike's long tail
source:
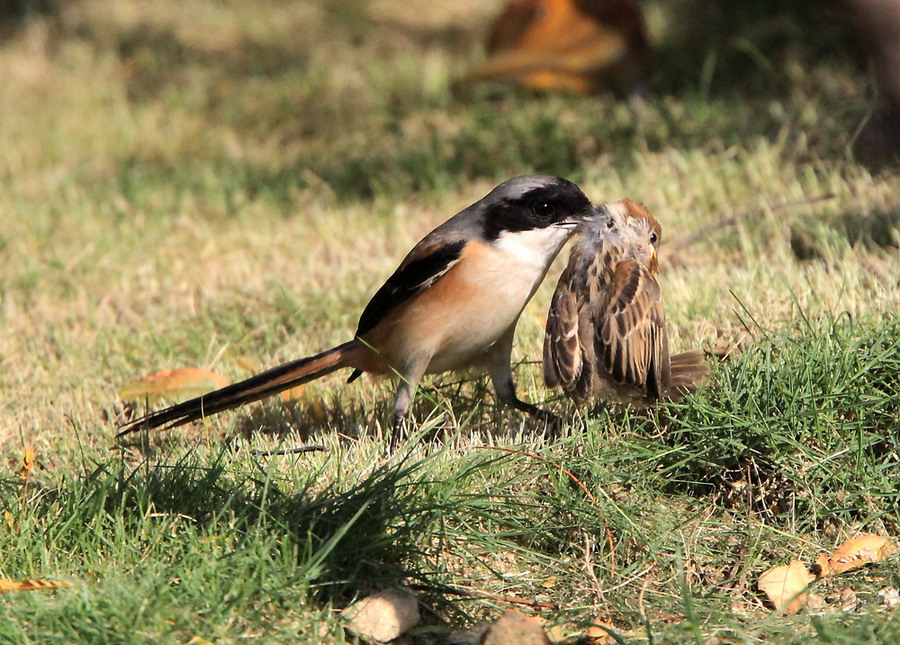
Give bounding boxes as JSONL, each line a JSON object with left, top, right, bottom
{"left": 117, "top": 341, "right": 360, "bottom": 437}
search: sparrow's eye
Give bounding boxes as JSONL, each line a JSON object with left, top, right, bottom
{"left": 606, "top": 218, "right": 615, "bottom": 229}
{"left": 650, "top": 232, "right": 658, "bottom": 244}
{"left": 534, "top": 201, "right": 553, "bottom": 218}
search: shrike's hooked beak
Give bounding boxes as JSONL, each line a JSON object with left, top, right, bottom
{"left": 556, "top": 204, "right": 604, "bottom": 230}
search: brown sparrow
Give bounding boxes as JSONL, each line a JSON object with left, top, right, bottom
{"left": 543, "top": 200, "right": 708, "bottom": 403}
{"left": 466, "top": 0, "right": 649, "bottom": 95}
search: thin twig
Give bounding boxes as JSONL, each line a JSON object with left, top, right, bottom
{"left": 663, "top": 193, "right": 836, "bottom": 256}
{"left": 408, "top": 582, "right": 558, "bottom": 610}
{"left": 583, "top": 532, "right": 607, "bottom": 609}
{"left": 472, "top": 445, "right": 617, "bottom": 574}
{"left": 599, "top": 565, "right": 655, "bottom": 594}
{"left": 249, "top": 445, "right": 327, "bottom": 456}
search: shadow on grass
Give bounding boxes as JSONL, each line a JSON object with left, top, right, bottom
{"left": 651, "top": 0, "right": 864, "bottom": 98}
{"left": 791, "top": 208, "right": 900, "bottom": 260}
{"left": 224, "top": 368, "right": 561, "bottom": 453}
{"left": 50, "top": 448, "right": 451, "bottom": 605}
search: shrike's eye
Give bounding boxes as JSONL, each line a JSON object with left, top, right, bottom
{"left": 650, "top": 232, "right": 658, "bottom": 244}
{"left": 606, "top": 218, "right": 615, "bottom": 229}
{"left": 534, "top": 201, "right": 553, "bottom": 218}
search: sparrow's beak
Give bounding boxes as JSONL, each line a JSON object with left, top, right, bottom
{"left": 649, "top": 246, "right": 659, "bottom": 275}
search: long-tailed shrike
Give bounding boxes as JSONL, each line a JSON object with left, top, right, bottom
{"left": 119, "top": 175, "right": 600, "bottom": 446}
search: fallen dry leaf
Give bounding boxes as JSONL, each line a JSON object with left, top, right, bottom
{"left": 481, "top": 610, "right": 552, "bottom": 645}
{"left": 584, "top": 615, "right": 620, "bottom": 644}
{"left": 758, "top": 558, "right": 815, "bottom": 613}
{"left": 279, "top": 384, "right": 306, "bottom": 403}
{"left": 342, "top": 588, "right": 419, "bottom": 643}
{"left": 0, "top": 578, "right": 72, "bottom": 593}
{"left": 820, "top": 535, "right": 896, "bottom": 576}
{"left": 19, "top": 442, "right": 35, "bottom": 478}
{"left": 119, "top": 368, "right": 229, "bottom": 404}
{"left": 234, "top": 355, "right": 264, "bottom": 373}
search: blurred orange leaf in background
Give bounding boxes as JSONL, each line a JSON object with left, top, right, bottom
{"left": 119, "top": 368, "right": 229, "bottom": 404}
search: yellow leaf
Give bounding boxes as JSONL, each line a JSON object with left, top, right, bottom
{"left": 825, "top": 535, "right": 896, "bottom": 576}
{"left": 234, "top": 356, "right": 263, "bottom": 373}
{"left": 0, "top": 578, "right": 72, "bottom": 593}
{"left": 758, "top": 558, "right": 815, "bottom": 614}
{"left": 279, "top": 383, "right": 306, "bottom": 403}
{"left": 3, "top": 510, "right": 14, "bottom": 531}
{"left": 304, "top": 398, "right": 329, "bottom": 425}
{"left": 20, "top": 442, "right": 35, "bottom": 478}
{"left": 119, "top": 368, "right": 229, "bottom": 404}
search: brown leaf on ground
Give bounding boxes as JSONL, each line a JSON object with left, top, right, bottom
{"left": 279, "top": 384, "right": 306, "bottom": 402}
{"left": 838, "top": 586, "right": 859, "bottom": 612}
{"left": 582, "top": 615, "right": 620, "bottom": 644}
{"left": 0, "top": 578, "right": 72, "bottom": 593}
{"left": 819, "top": 535, "right": 896, "bottom": 577}
{"left": 758, "top": 558, "right": 815, "bottom": 613}
{"left": 119, "top": 368, "right": 230, "bottom": 404}
{"left": 342, "top": 588, "right": 419, "bottom": 643}
{"left": 481, "top": 609, "right": 552, "bottom": 645}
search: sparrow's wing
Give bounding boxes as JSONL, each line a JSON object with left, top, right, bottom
{"left": 356, "top": 239, "right": 465, "bottom": 337}
{"left": 595, "top": 258, "right": 670, "bottom": 398}
{"left": 543, "top": 263, "right": 585, "bottom": 391}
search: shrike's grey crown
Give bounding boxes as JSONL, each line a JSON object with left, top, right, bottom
{"left": 478, "top": 175, "right": 594, "bottom": 241}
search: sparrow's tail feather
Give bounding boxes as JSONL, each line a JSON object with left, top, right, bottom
{"left": 117, "top": 341, "right": 359, "bottom": 437}
{"left": 666, "top": 350, "right": 709, "bottom": 400}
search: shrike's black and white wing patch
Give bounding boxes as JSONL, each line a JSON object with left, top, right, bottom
{"left": 355, "top": 239, "right": 466, "bottom": 337}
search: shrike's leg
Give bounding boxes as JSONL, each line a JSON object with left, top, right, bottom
{"left": 486, "top": 327, "right": 560, "bottom": 428}
{"left": 389, "top": 357, "right": 430, "bottom": 452}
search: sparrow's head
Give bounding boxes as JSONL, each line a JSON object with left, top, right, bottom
{"left": 585, "top": 199, "right": 661, "bottom": 273}
{"left": 618, "top": 199, "right": 661, "bottom": 273}
{"left": 479, "top": 176, "right": 600, "bottom": 257}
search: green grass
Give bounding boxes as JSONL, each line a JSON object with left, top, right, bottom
{"left": 1, "top": 0, "right": 899, "bottom": 642}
